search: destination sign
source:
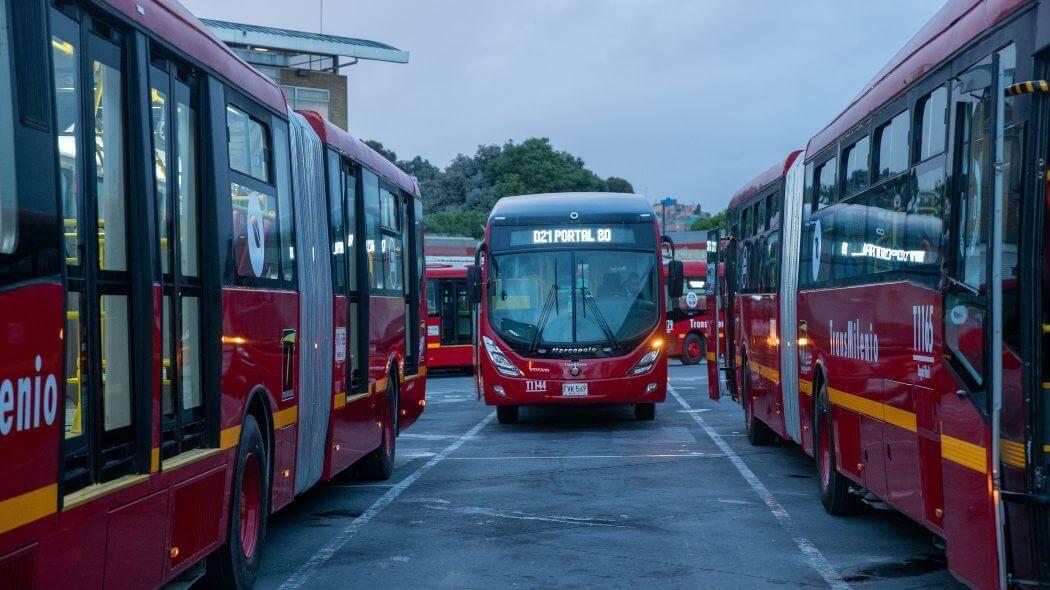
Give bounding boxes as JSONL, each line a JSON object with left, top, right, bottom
{"left": 532, "top": 228, "right": 612, "bottom": 244}
{"left": 494, "top": 224, "right": 655, "bottom": 250}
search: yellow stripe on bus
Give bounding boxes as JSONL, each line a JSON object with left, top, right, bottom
{"left": 220, "top": 425, "right": 241, "bottom": 450}
{"left": 942, "top": 435, "right": 987, "bottom": 473}
{"left": 799, "top": 379, "right": 812, "bottom": 395}
{"left": 273, "top": 405, "right": 298, "bottom": 429}
{"left": 0, "top": 484, "right": 57, "bottom": 535}
{"left": 333, "top": 392, "right": 347, "bottom": 410}
{"left": 1000, "top": 439, "right": 1026, "bottom": 470}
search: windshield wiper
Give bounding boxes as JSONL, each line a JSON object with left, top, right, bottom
{"left": 580, "top": 286, "right": 620, "bottom": 350}
{"left": 529, "top": 281, "right": 560, "bottom": 353}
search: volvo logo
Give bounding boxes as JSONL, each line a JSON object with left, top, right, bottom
{"left": 569, "top": 211, "right": 579, "bottom": 220}
{"left": 569, "top": 362, "right": 582, "bottom": 377}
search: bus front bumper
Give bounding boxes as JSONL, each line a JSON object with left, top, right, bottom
{"left": 482, "top": 372, "right": 667, "bottom": 406}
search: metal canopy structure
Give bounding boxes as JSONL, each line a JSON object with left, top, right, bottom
{"left": 202, "top": 19, "right": 409, "bottom": 64}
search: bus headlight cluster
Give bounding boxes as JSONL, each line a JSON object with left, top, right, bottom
{"left": 483, "top": 336, "right": 522, "bottom": 377}
{"left": 628, "top": 340, "right": 662, "bottom": 375}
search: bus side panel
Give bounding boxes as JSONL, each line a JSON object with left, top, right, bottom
{"left": 738, "top": 294, "right": 786, "bottom": 437}
{"left": 0, "top": 282, "right": 64, "bottom": 533}
{"left": 370, "top": 295, "right": 406, "bottom": 429}
{"left": 939, "top": 394, "right": 997, "bottom": 590}
{"left": 220, "top": 288, "right": 299, "bottom": 511}
{"left": 324, "top": 294, "right": 358, "bottom": 479}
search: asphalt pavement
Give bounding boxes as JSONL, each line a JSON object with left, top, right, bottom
{"left": 255, "top": 363, "right": 963, "bottom": 590}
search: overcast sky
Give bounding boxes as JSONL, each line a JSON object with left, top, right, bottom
{"left": 182, "top": 0, "right": 942, "bottom": 212}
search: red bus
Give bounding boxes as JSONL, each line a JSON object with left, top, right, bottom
{"left": 468, "top": 193, "right": 683, "bottom": 423}
{"left": 425, "top": 262, "right": 474, "bottom": 370}
{"left": 0, "top": 1, "right": 425, "bottom": 588}
{"left": 719, "top": 1, "right": 1049, "bottom": 587}
{"left": 664, "top": 260, "right": 710, "bottom": 365}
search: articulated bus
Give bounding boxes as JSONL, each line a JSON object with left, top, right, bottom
{"left": 0, "top": 1, "right": 425, "bottom": 587}
{"left": 664, "top": 260, "right": 710, "bottom": 365}
{"left": 468, "top": 193, "right": 683, "bottom": 424}
{"left": 717, "top": 1, "right": 1049, "bottom": 587}
{"left": 425, "top": 262, "right": 474, "bottom": 370}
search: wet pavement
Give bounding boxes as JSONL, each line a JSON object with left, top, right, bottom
{"left": 256, "top": 363, "right": 962, "bottom": 590}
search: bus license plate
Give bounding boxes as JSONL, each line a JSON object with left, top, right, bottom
{"left": 562, "top": 383, "right": 588, "bottom": 397}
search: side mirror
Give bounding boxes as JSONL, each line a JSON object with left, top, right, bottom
{"left": 466, "top": 265, "right": 481, "bottom": 306}
{"left": 667, "top": 260, "right": 684, "bottom": 299}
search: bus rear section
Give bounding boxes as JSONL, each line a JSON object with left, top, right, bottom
{"left": 724, "top": 150, "right": 804, "bottom": 445}
{"left": 665, "top": 260, "right": 709, "bottom": 365}
{"left": 472, "top": 192, "right": 682, "bottom": 424}
{"left": 425, "top": 263, "right": 474, "bottom": 370}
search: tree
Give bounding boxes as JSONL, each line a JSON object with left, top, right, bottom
{"left": 605, "top": 176, "right": 634, "bottom": 193}
{"left": 689, "top": 210, "right": 726, "bottom": 232}
{"left": 364, "top": 136, "right": 638, "bottom": 237}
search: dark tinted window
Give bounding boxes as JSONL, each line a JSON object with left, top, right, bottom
{"left": 874, "top": 111, "right": 909, "bottom": 180}
{"left": 916, "top": 86, "right": 948, "bottom": 162}
{"left": 815, "top": 157, "right": 837, "bottom": 209}
{"left": 842, "top": 136, "right": 870, "bottom": 197}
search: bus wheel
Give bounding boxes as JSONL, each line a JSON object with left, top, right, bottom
{"left": 207, "top": 414, "right": 269, "bottom": 589}
{"left": 680, "top": 334, "right": 704, "bottom": 365}
{"left": 743, "top": 361, "right": 775, "bottom": 446}
{"left": 815, "top": 382, "right": 853, "bottom": 515}
{"left": 634, "top": 402, "right": 656, "bottom": 421}
{"left": 497, "top": 405, "right": 519, "bottom": 424}
{"left": 362, "top": 374, "right": 398, "bottom": 480}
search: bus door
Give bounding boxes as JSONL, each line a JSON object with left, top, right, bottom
{"left": 438, "top": 279, "right": 471, "bottom": 346}
{"left": 721, "top": 237, "right": 739, "bottom": 402}
{"left": 706, "top": 232, "right": 722, "bottom": 399}
{"left": 943, "top": 46, "right": 1049, "bottom": 588}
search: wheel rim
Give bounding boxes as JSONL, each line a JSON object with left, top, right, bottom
{"left": 686, "top": 340, "right": 702, "bottom": 360}
{"left": 819, "top": 409, "right": 832, "bottom": 489}
{"left": 239, "top": 452, "right": 262, "bottom": 559}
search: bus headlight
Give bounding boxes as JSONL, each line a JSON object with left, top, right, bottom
{"left": 483, "top": 336, "right": 522, "bottom": 377}
{"left": 628, "top": 344, "right": 662, "bottom": 375}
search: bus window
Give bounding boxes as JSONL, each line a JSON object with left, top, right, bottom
{"left": 874, "top": 111, "right": 908, "bottom": 180}
{"left": 755, "top": 199, "right": 766, "bottom": 234}
{"left": 274, "top": 119, "right": 295, "bottom": 282}
{"left": 916, "top": 86, "right": 948, "bottom": 162}
{"left": 841, "top": 135, "right": 870, "bottom": 198}
{"left": 815, "top": 157, "right": 836, "bottom": 210}
{"left": 945, "top": 56, "right": 993, "bottom": 387}
{"left": 327, "top": 151, "right": 346, "bottom": 292}
{"left": 0, "top": 1, "right": 16, "bottom": 254}
{"left": 426, "top": 278, "right": 437, "bottom": 315}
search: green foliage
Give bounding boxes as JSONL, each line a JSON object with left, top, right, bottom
{"left": 424, "top": 209, "right": 489, "bottom": 239}
{"left": 689, "top": 210, "right": 726, "bottom": 232}
{"left": 364, "top": 137, "right": 636, "bottom": 236}
{"left": 606, "top": 176, "right": 634, "bottom": 193}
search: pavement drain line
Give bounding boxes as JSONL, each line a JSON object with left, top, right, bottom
{"left": 279, "top": 411, "right": 497, "bottom": 590}
{"left": 668, "top": 385, "right": 851, "bottom": 590}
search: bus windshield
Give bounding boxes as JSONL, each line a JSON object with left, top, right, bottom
{"left": 488, "top": 248, "right": 659, "bottom": 355}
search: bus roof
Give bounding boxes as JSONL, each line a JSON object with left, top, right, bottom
{"left": 488, "top": 192, "right": 655, "bottom": 226}
{"left": 806, "top": 0, "right": 1029, "bottom": 159}
{"left": 107, "top": 0, "right": 286, "bottom": 113}
{"left": 297, "top": 110, "right": 420, "bottom": 197}
{"left": 727, "top": 150, "right": 803, "bottom": 210}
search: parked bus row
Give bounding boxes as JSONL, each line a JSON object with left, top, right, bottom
{"left": 711, "top": 1, "right": 1049, "bottom": 587}
{"left": 0, "top": 0, "right": 426, "bottom": 587}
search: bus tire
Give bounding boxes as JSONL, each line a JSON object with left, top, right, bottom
{"left": 815, "top": 381, "right": 853, "bottom": 515}
{"left": 361, "top": 374, "right": 398, "bottom": 481}
{"left": 680, "top": 333, "right": 704, "bottom": 365}
{"left": 634, "top": 402, "right": 656, "bottom": 421}
{"left": 207, "top": 414, "right": 269, "bottom": 590}
{"left": 497, "top": 405, "right": 519, "bottom": 424}
{"left": 743, "top": 359, "right": 775, "bottom": 446}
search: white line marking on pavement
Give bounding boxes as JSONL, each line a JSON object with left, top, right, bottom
{"left": 279, "top": 411, "right": 496, "bottom": 590}
{"left": 446, "top": 452, "right": 724, "bottom": 460}
{"left": 409, "top": 501, "right": 627, "bottom": 528}
{"left": 669, "top": 385, "right": 850, "bottom": 590}
{"left": 399, "top": 433, "right": 460, "bottom": 440}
